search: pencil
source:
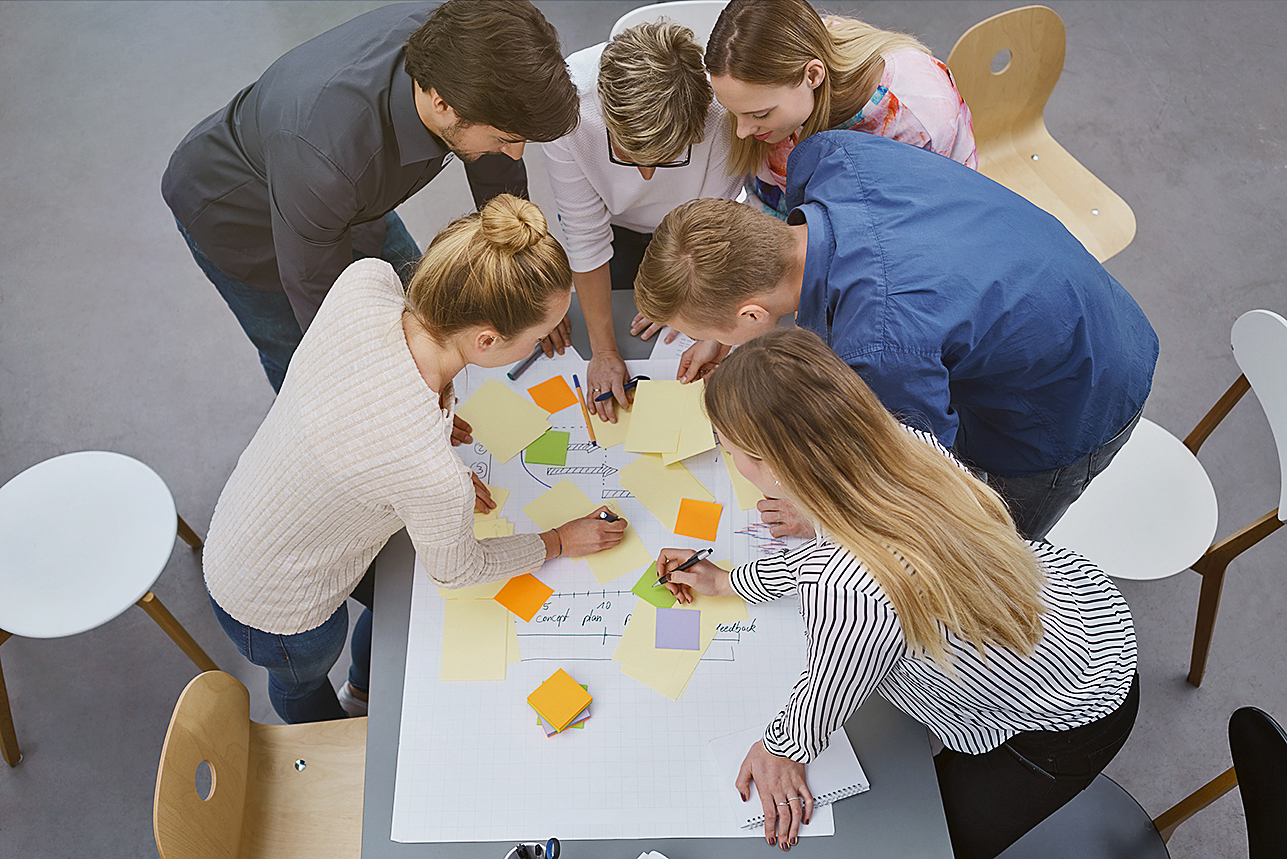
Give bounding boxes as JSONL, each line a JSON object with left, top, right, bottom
{"left": 572, "top": 374, "right": 597, "bottom": 446}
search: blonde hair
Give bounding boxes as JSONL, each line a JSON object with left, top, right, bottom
{"left": 633, "top": 198, "right": 794, "bottom": 328}
{"left": 704, "top": 328, "right": 1045, "bottom": 669}
{"left": 598, "top": 20, "right": 712, "bottom": 165}
{"left": 405, "top": 194, "right": 571, "bottom": 341}
{"left": 706, "top": 0, "right": 929, "bottom": 177}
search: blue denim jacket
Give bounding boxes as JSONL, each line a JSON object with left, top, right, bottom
{"left": 785, "top": 132, "right": 1157, "bottom": 477}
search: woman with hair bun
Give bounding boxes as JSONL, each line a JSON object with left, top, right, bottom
{"left": 658, "top": 328, "right": 1137, "bottom": 858}
{"left": 706, "top": 0, "right": 976, "bottom": 218}
{"left": 203, "top": 195, "right": 627, "bottom": 724}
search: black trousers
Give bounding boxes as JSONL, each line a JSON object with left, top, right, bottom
{"left": 934, "top": 673, "right": 1140, "bottom": 859}
{"left": 608, "top": 224, "right": 652, "bottom": 290}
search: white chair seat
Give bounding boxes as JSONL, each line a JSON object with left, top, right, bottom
{"left": 610, "top": 1, "right": 728, "bottom": 46}
{"left": 0, "top": 451, "right": 179, "bottom": 637}
{"left": 1047, "top": 419, "right": 1218, "bottom": 581}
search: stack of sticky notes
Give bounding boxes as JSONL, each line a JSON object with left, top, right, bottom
{"left": 623, "top": 380, "right": 716, "bottom": 464}
{"left": 528, "top": 669, "right": 592, "bottom": 735}
{"left": 536, "top": 683, "right": 590, "bottom": 736}
{"left": 473, "top": 484, "right": 515, "bottom": 539}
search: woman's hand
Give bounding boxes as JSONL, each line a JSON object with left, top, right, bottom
{"left": 451, "top": 414, "right": 473, "bottom": 446}
{"left": 737, "top": 740, "right": 814, "bottom": 850}
{"left": 587, "top": 352, "right": 630, "bottom": 422}
{"left": 629, "top": 312, "right": 679, "bottom": 343}
{"left": 471, "top": 473, "right": 495, "bottom": 514}
{"left": 548, "top": 506, "right": 627, "bottom": 559}
{"left": 539, "top": 314, "right": 573, "bottom": 357}
{"left": 657, "top": 548, "right": 734, "bottom": 602}
{"left": 757, "top": 498, "right": 815, "bottom": 539}
{"left": 677, "top": 340, "right": 731, "bottom": 383}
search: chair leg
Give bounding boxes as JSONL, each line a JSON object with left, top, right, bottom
{"left": 176, "top": 514, "right": 203, "bottom": 550}
{"left": 136, "top": 592, "right": 218, "bottom": 673}
{"left": 0, "top": 631, "right": 21, "bottom": 766}
{"left": 1152, "top": 765, "right": 1237, "bottom": 842}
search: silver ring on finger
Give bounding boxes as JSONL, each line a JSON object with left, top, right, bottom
{"left": 788, "top": 796, "right": 802, "bottom": 803}
{"left": 777, "top": 801, "right": 790, "bottom": 806}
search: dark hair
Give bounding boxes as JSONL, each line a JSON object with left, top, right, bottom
{"left": 405, "top": 0, "right": 579, "bottom": 142}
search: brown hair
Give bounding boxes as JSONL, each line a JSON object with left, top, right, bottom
{"left": 706, "top": 0, "right": 928, "bottom": 176}
{"left": 405, "top": 195, "right": 571, "bottom": 342}
{"left": 598, "top": 20, "right": 712, "bottom": 165}
{"left": 704, "top": 328, "right": 1045, "bottom": 669}
{"left": 633, "top": 198, "right": 795, "bottom": 328}
{"left": 405, "top": 0, "right": 578, "bottom": 143}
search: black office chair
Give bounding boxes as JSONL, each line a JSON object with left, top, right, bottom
{"left": 996, "top": 706, "right": 1287, "bottom": 858}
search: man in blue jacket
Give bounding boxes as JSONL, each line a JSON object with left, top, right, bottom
{"left": 634, "top": 131, "right": 1157, "bottom": 539}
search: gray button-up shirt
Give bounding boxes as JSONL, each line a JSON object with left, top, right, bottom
{"left": 162, "top": 2, "right": 526, "bottom": 331}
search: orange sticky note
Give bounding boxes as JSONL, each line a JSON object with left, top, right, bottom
{"left": 527, "top": 669, "right": 593, "bottom": 732}
{"left": 527, "top": 376, "right": 580, "bottom": 414}
{"left": 674, "top": 498, "right": 722, "bottom": 541}
{"left": 493, "top": 573, "right": 554, "bottom": 622}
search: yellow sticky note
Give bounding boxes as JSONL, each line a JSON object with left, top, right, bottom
{"left": 585, "top": 500, "right": 653, "bottom": 585}
{"left": 721, "top": 446, "right": 764, "bottom": 511}
{"left": 618, "top": 454, "right": 716, "bottom": 533}
{"left": 494, "top": 573, "right": 554, "bottom": 622}
{"left": 441, "top": 599, "right": 510, "bottom": 681}
{"left": 527, "top": 669, "right": 593, "bottom": 732}
{"left": 457, "top": 379, "right": 551, "bottom": 463}
{"left": 438, "top": 580, "right": 505, "bottom": 600}
{"left": 527, "top": 375, "right": 580, "bottom": 414}
{"left": 473, "top": 518, "right": 515, "bottom": 539}
{"left": 661, "top": 380, "right": 717, "bottom": 465}
{"left": 474, "top": 484, "right": 511, "bottom": 522}
{"left": 675, "top": 498, "right": 723, "bottom": 541}
{"left": 592, "top": 400, "right": 633, "bottom": 449}
{"left": 623, "top": 380, "right": 685, "bottom": 454}
{"left": 507, "top": 616, "right": 521, "bottom": 665}
{"left": 524, "top": 480, "right": 597, "bottom": 530}
{"left": 613, "top": 586, "right": 748, "bottom": 699}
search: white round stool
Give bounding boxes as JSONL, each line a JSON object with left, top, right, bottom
{"left": 0, "top": 451, "right": 217, "bottom": 766}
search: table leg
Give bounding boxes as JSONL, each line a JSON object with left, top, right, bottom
{"left": 0, "top": 631, "right": 21, "bottom": 766}
{"left": 136, "top": 592, "right": 218, "bottom": 672}
{"left": 176, "top": 514, "right": 203, "bottom": 550}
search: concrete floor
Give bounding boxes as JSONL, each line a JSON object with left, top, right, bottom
{"left": 0, "top": 1, "right": 1284, "bottom": 856}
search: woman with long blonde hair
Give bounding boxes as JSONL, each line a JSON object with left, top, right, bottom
{"left": 705, "top": 0, "right": 976, "bottom": 218}
{"left": 204, "top": 195, "right": 627, "bottom": 724}
{"left": 658, "top": 328, "right": 1137, "bottom": 858}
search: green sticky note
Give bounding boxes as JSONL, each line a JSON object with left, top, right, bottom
{"left": 631, "top": 563, "right": 677, "bottom": 609}
{"left": 525, "top": 430, "right": 570, "bottom": 466}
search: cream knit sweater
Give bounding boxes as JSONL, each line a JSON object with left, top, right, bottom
{"left": 204, "top": 259, "right": 545, "bottom": 634}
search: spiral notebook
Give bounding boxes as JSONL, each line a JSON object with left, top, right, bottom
{"left": 707, "top": 725, "right": 870, "bottom": 829}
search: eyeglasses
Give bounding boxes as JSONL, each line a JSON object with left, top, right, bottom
{"left": 606, "top": 131, "right": 692, "bottom": 169}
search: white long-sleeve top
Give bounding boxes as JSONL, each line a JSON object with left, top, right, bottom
{"left": 730, "top": 432, "right": 1137, "bottom": 761}
{"left": 540, "top": 42, "right": 745, "bottom": 273}
{"left": 204, "top": 259, "right": 545, "bottom": 634}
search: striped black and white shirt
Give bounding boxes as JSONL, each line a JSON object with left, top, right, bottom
{"left": 729, "top": 431, "right": 1138, "bottom": 761}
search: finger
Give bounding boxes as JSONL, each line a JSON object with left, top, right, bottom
{"left": 769, "top": 523, "right": 791, "bottom": 539}
{"left": 663, "top": 327, "right": 679, "bottom": 344}
{"left": 757, "top": 498, "right": 781, "bottom": 514}
{"left": 785, "top": 795, "right": 803, "bottom": 846}
{"left": 761, "top": 796, "right": 779, "bottom": 846}
{"left": 799, "top": 784, "right": 814, "bottom": 826}
{"left": 735, "top": 760, "right": 753, "bottom": 802}
{"left": 540, "top": 336, "right": 555, "bottom": 358}
{"left": 640, "top": 322, "right": 664, "bottom": 340}
{"left": 455, "top": 416, "right": 473, "bottom": 435}
{"left": 676, "top": 356, "right": 693, "bottom": 383}
{"left": 629, "top": 313, "right": 647, "bottom": 336}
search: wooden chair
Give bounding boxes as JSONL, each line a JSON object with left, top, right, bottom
{"left": 153, "top": 670, "right": 368, "bottom": 859}
{"left": 1048, "top": 309, "right": 1287, "bottom": 686}
{"left": 998, "top": 707, "right": 1287, "bottom": 858}
{"left": 0, "top": 450, "right": 216, "bottom": 766}
{"left": 947, "top": 5, "right": 1137, "bottom": 262}
{"left": 610, "top": 0, "right": 728, "bottom": 46}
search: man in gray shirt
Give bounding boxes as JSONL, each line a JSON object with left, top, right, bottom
{"left": 163, "top": 1, "right": 578, "bottom": 393}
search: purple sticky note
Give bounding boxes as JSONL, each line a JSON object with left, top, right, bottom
{"left": 655, "top": 607, "right": 701, "bottom": 651}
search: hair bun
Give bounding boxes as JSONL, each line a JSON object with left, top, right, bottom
{"left": 479, "top": 194, "right": 550, "bottom": 253}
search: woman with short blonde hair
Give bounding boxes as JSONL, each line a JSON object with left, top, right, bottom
{"left": 658, "top": 328, "right": 1138, "bottom": 858}
{"left": 705, "top": 0, "right": 976, "bottom": 218}
{"left": 204, "top": 195, "right": 627, "bottom": 724}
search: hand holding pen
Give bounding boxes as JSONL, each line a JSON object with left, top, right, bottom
{"left": 654, "top": 547, "right": 735, "bottom": 603}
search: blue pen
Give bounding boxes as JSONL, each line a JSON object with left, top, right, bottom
{"left": 594, "top": 375, "right": 650, "bottom": 402}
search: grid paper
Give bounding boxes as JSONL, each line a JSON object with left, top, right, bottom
{"left": 391, "top": 359, "right": 826, "bottom": 842}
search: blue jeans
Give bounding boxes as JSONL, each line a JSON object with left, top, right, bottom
{"left": 209, "top": 594, "right": 373, "bottom": 724}
{"left": 176, "top": 212, "right": 421, "bottom": 392}
{"left": 981, "top": 409, "right": 1143, "bottom": 540}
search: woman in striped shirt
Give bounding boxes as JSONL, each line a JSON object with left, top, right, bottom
{"left": 659, "top": 328, "right": 1137, "bottom": 858}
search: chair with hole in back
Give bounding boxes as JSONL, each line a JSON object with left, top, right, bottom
{"left": 0, "top": 450, "right": 217, "bottom": 766}
{"left": 154, "top": 670, "right": 368, "bottom": 859}
{"left": 1047, "top": 309, "right": 1287, "bottom": 686}
{"left": 947, "top": 5, "right": 1136, "bottom": 263}
{"left": 996, "top": 706, "right": 1287, "bottom": 858}
{"left": 610, "top": 0, "right": 727, "bottom": 47}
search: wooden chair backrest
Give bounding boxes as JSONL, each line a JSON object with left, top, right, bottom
{"left": 947, "top": 5, "right": 1065, "bottom": 151}
{"left": 154, "top": 671, "right": 250, "bottom": 859}
{"left": 1232, "top": 309, "right": 1287, "bottom": 517}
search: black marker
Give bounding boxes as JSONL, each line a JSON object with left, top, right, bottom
{"left": 506, "top": 344, "right": 543, "bottom": 381}
{"left": 653, "top": 548, "right": 713, "bottom": 587}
